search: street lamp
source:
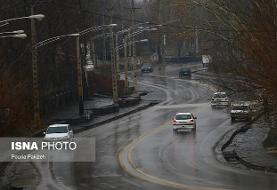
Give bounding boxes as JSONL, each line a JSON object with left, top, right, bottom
{"left": 80, "top": 24, "right": 117, "bottom": 36}
{"left": 0, "top": 30, "right": 26, "bottom": 39}
{"left": 28, "top": 14, "right": 45, "bottom": 21}
{"left": 124, "top": 27, "right": 157, "bottom": 93}
{"left": 30, "top": 11, "right": 45, "bottom": 129}
{"left": 0, "top": 13, "right": 45, "bottom": 129}
{"left": 116, "top": 39, "right": 148, "bottom": 51}
{"left": 0, "top": 14, "right": 45, "bottom": 24}
{"left": 0, "top": 30, "right": 25, "bottom": 35}
{"left": 0, "top": 33, "right": 27, "bottom": 39}
{"left": 114, "top": 23, "right": 152, "bottom": 79}
{"left": 36, "top": 24, "right": 117, "bottom": 115}
{"left": 118, "top": 27, "right": 158, "bottom": 94}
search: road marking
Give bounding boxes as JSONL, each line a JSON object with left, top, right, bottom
{"left": 118, "top": 122, "right": 231, "bottom": 190}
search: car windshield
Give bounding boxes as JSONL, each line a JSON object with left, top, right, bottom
{"left": 143, "top": 64, "right": 151, "bottom": 68}
{"left": 213, "top": 94, "right": 227, "bottom": 98}
{"left": 181, "top": 69, "right": 190, "bottom": 72}
{"left": 46, "top": 126, "right": 68, "bottom": 134}
{"left": 175, "top": 114, "right": 192, "bottom": 120}
{"left": 232, "top": 106, "right": 248, "bottom": 110}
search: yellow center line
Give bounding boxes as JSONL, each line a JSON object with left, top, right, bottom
{"left": 118, "top": 122, "right": 232, "bottom": 190}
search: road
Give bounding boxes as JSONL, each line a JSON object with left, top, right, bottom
{"left": 34, "top": 64, "right": 277, "bottom": 190}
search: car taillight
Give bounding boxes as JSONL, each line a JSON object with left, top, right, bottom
{"left": 173, "top": 119, "right": 176, "bottom": 124}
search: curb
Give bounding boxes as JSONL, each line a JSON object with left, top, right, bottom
{"left": 217, "top": 112, "right": 277, "bottom": 173}
{"left": 74, "top": 102, "right": 158, "bottom": 134}
{"left": 33, "top": 101, "right": 158, "bottom": 136}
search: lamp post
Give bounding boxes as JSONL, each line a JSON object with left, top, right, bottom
{"left": 114, "top": 22, "right": 150, "bottom": 76}
{"left": 0, "top": 33, "right": 27, "bottom": 39}
{"left": 0, "top": 30, "right": 25, "bottom": 35}
{"left": 0, "top": 13, "right": 45, "bottom": 129}
{"left": 125, "top": 27, "right": 157, "bottom": 93}
{"left": 0, "top": 30, "right": 27, "bottom": 39}
{"left": 123, "top": 37, "right": 129, "bottom": 94}
{"left": 36, "top": 24, "right": 117, "bottom": 115}
{"left": 30, "top": 8, "right": 46, "bottom": 128}
{"left": 74, "top": 34, "right": 84, "bottom": 115}
{"left": 117, "top": 39, "right": 148, "bottom": 94}
{"left": 0, "top": 14, "right": 45, "bottom": 25}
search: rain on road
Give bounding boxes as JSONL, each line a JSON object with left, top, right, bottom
{"left": 38, "top": 64, "right": 277, "bottom": 190}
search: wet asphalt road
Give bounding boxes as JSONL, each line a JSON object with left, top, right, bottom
{"left": 36, "top": 64, "right": 277, "bottom": 190}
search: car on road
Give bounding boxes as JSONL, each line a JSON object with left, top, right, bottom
{"left": 210, "top": 92, "right": 230, "bottom": 108}
{"left": 141, "top": 64, "right": 153, "bottom": 73}
{"left": 44, "top": 124, "right": 74, "bottom": 140}
{"left": 179, "top": 68, "right": 191, "bottom": 78}
{"left": 172, "top": 113, "right": 197, "bottom": 133}
{"left": 230, "top": 102, "right": 254, "bottom": 122}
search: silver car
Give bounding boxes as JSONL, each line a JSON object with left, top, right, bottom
{"left": 172, "top": 113, "right": 197, "bottom": 133}
{"left": 211, "top": 92, "right": 230, "bottom": 108}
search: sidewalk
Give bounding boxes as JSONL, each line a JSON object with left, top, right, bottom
{"left": 47, "top": 95, "right": 114, "bottom": 118}
{"left": 35, "top": 89, "right": 161, "bottom": 136}
{"left": 70, "top": 99, "right": 157, "bottom": 134}
{"left": 220, "top": 116, "right": 277, "bottom": 173}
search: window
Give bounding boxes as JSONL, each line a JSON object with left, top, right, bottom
{"left": 46, "top": 126, "right": 68, "bottom": 134}
{"left": 232, "top": 106, "right": 249, "bottom": 111}
{"left": 175, "top": 114, "right": 192, "bottom": 120}
{"left": 213, "top": 94, "right": 227, "bottom": 98}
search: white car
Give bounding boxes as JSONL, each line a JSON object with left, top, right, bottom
{"left": 44, "top": 124, "right": 74, "bottom": 140}
{"left": 211, "top": 92, "right": 230, "bottom": 108}
{"left": 230, "top": 102, "right": 254, "bottom": 122}
{"left": 172, "top": 113, "right": 197, "bottom": 133}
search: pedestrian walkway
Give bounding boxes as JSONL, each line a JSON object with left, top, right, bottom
{"left": 46, "top": 96, "right": 113, "bottom": 124}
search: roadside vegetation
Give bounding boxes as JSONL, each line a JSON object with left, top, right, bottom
{"left": 163, "top": 0, "right": 277, "bottom": 114}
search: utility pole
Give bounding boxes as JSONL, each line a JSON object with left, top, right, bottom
{"left": 131, "top": 0, "right": 137, "bottom": 93}
{"left": 124, "top": 37, "right": 129, "bottom": 94}
{"left": 91, "top": 40, "right": 97, "bottom": 68}
{"left": 115, "top": 33, "right": 120, "bottom": 75}
{"left": 161, "top": 34, "right": 166, "bottom": 74}
{"left": 31, "top": 6, "right": 41, "bottom": 128}
{"left": 76, "top": 34, "right": 84, "bottom": 115}
{"left": 195, "top": 26, "right": 199, "bottom": 54}
{"left": 128, "top": 0, "right": 140, "bottom": 93}
{"left": 110, "top": 12, "right": 118, "bottom": 103}
{"left": 103, "top": 15, "right": 107, "bottom": 63}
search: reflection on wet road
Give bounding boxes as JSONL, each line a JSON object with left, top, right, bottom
{"left": 44, "top": 64, "right": 277, "bottom": 190}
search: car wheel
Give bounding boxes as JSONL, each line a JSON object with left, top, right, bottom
{"left": 173, "top": 129, "right": 178, "bottom": 134}
{"left": 247, "top": 116, "right": 253, "bottom": 121}
{"left": 193, "top": 125, "right": 196, "bottom": 132}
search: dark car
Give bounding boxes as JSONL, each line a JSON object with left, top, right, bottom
{"left": 141, "top": 64, "right": 153, "bottom": 73}
{"left": 179, "top": 68, "right": 191, "bottom": 78}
